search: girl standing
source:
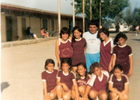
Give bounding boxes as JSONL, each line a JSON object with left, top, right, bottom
{"left": 98, "top": 28, "right": 114, "bottom": 71}
{"left": 55, "top": 27, "right": 72, "bottom": 69}
{"left": 41, "top": 59, "right": 58, "bottom": 100}
{"left": 71, "top": 26, "right": 86, "bottom": 74}
{"left": 109, "top": 64, "right": 129, "bottom": 100}
{"left": 56, "top": 58, "right": 79, "bottom": 100}
{"left": 72, "top": 62, "right": 90, "bottom": 99}
{"left": 109, "top": 33, "right": 133, "bottom": 77}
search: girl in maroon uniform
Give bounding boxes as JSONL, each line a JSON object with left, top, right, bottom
{"left": 109, "top": 64, "right": 129, "bottom": 100}
{"left": 71, "top": 62, "right": 90, "bottom": 99}
{"left": 109, "top": 33, "right": 133, "bottom": 77}
{"left": 56, "top": 58, "right": 79, "bottom": 100}
{"left": 55, "top": 27, "right": 72, "bottom": 69}
{"left": 98, "top": 28, "right": 114, "bottom": 71}
{"left": 71, "top": 26, "right": 86, "bottom": 74}
{"left": 41, "top": 59, "right": 58, "bottom": 100}
{"left": 83, "top": 62, "right": 109, "bottom": 100}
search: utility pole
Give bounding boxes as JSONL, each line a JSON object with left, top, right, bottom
{"left": 73, "top": 0, "right": 75, "bottom": 27}
{"left": 99, "top": 1, "right": 101, "bottom": 29}
{"left": 58, "top": 0, "right": 61, "bottom": 34}
{"left": 83, "top": 0, "right": 85, "bottom": 32}
{"left": 99, "top": 0, "right": 104, "bottom": 29}
{"left": 90, "top": 0, "right": 92, "bottom": 20}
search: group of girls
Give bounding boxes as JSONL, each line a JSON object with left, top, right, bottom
{"left": 41, "top": 26, "right": 133, "bottom": 100}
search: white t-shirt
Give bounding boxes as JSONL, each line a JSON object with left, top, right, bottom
{"left": 83, "top": 31, "right": 100, "bottom": 54}
{"left": 120, "top": 25, "right": 124, "bottom": 32}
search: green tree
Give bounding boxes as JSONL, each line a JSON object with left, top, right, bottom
{"left": 74, "top": 0, "right": 129, "bottom": 21}
{"left": 123, "top": 7, "right": 140, "bottom": 30}
{"left": 123, "top": 6, "right": 133, "bottom": 26}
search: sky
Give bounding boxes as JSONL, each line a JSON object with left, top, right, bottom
{"left": 1, "top": 0, "right": 140, "bottom": 15}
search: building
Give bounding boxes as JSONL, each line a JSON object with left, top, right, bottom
{"left": 1, "top": 3, "right": 83, "bottom": 42}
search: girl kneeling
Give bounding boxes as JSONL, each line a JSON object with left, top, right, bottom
{"left": 56, "top": 58, "right": 79, "bottom": 100}
{"left": 109, "top": 64, "right": 129, "bottom": 100}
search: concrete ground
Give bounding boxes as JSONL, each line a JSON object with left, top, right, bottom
{"left": 1, "top": 32, "right": 140, "bottom": 100}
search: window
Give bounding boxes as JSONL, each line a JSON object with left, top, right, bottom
{"left": 1, "top": 8, "right": 4, "bottom": 12}
{"left": 17, "top": 11, "right": 20, "bottom": 16}
{"left": 21, "top": 11, "right": 25, "bottom": 16}
{"left": 1, "top": 8, "right": 5, "bottom": 14}
{"left": 5, "top": 9, "right": 10, "bottom": 15}
{"left": 11, "top": 10, "right": 15, "bottom": 15}
{"left": 25, "top": 12, "right": 29, "bottom": 17}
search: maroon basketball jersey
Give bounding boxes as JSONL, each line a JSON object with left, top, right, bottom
{"left": 41, "top": 69, "right": 58, "bottom": 92}
{"left": 113, "top": 45, "right": 132, "bottom": 75}
{"left": 88, "top": 71, "right": 109, "bottom": 92}
{"left": 109, "top": 74, "right": 129, "bottom": 92}
{"left": 71, "top": 38, "right": 86, "bottom": 65}
{"left": 57, "top": 71, "right": 75, "bottom": 90}
{"left": 100, "top": 39, "right": 113, "bottom": 71}
{"left": 59, "top": 38, "right": 72, "bottom": 58}
{"left": 77, "top": 75, "right": 90, "bottom": 87}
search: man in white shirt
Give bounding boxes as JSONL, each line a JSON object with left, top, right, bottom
{"left": 83, "top": 20, "right": 101, "bottom": 72}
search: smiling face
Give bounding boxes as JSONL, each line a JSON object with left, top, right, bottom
{"left": 99, "top": 32, "right": 108, "bottom": 41}
{"left": 114, "top": 68, "right": 123, "bottom": 79}
{"left": 89, "top": 25, "right": 98, "bottom": 34}
{"left": 118, "top": 37, "right": 126, "bottom": 46}
{"left": 94, "top": 67, "right": 102, "bottom": 77}
{"left": 74, "top": 29, "right": 81, "bottom": 39}
{"left": 62, "top": 63, "right": 70, "bottom": 73}
{"left": 61, "top": 33, "right": 69, "bottom": 41}
{"left": 46, "top": 63, "right": 54, "bottom": 72}
{"left": 78, "top": 65, "right": 86, "bottom": 77}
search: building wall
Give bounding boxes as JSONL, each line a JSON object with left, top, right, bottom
{"left": 1, "top": 5, "right": 83, "bottom": 42}
{"left": 17, "top": 17, "right": 22, "bottom": 37}
{"left": 30, "top": 17, "right": 41, "bottom": 37}
{"left": 61, "top": 19, "right": 69, "bottom": 28}
{"left": 1, "top": 14, "right": 6, "bottom": 42}
{"left": 12, "top": 17, "right": 18, "bottom": 41}
{"left": 54, "top": 18, "right": 58, "bottom": 32}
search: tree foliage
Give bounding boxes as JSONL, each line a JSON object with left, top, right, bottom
{"left": 123, "top": 7, "right": 140, "bottom": 30}
{"left": 74, "top": 0, "right": 129, "bottom": 21}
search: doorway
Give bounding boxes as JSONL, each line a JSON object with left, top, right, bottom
{"left": 6, "top": 16, "right": 18, "bottom": 41}
{"left": 22, "top": 18, "right": 26, "bottom": 39}
{"left": 6, "top": 16, "right": 12, "bottom": 41}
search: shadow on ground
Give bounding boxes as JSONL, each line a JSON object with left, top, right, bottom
{"left": 132, "top": 39, "right": 140, "bottom": 42}
{"left": 1, "top": 82, "right": 10, "bottom": 92}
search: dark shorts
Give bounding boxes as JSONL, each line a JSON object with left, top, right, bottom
{"left": 71, "top": 65, "right": 77, "bottom": 67}
{"left": 58, "top": 57, "right": 72, "bottom": 67}
{"left": 60, "top": 57, "right": 72, "bottom": 63}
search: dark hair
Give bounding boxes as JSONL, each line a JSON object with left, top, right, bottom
{"left": 41, "top": 28, "right": 44, "bottom": 30}
{"left": 98, "top": 27, "right": 109, "bottom": 38}
{"left": 88, "top": 19, "right": 99, "bottom": 28}
{"left": 76, "top": 62, "right": 88, "bottom": 80}
{"left": 72, "top": 26, "right": 83, "bottom": 43}
{"left": 27, "top": 27, "right": 31, "bottom": 31}
{"left": 90, "top": 62, "right": 101, "bottom": 73}
{"left": 113, "top": 64, "right": 123, "bottom": 72}
{"left": 44, "top": 59, "right": 55, "bottom": 70}
{"left": 60, "top": 27, "right": 70, "bottom": 38}
{"left": 114, "top": 33, "right": 127, "bottom": 45}
{"left": 60, "top": 58, "right": 71, "bottom": 70}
